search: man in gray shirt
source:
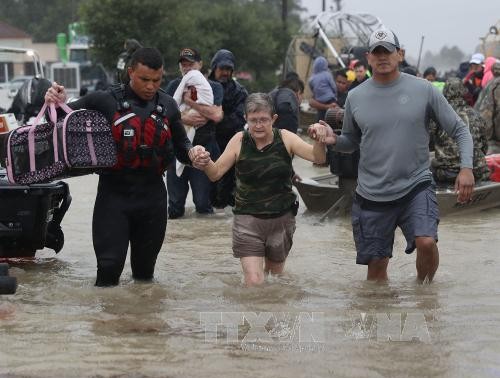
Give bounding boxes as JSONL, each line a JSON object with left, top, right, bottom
{"left": 321, "top": 28, "right": 475, "bottom": 283}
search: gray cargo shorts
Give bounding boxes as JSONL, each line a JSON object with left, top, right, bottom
{"left": 232, "top": 212, "right": 296, "bottom": 262}
{"left": 351, "top": 184, "right": 440, "bottom": 265}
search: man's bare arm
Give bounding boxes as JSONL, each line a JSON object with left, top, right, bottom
{"left": 183, "top": 92, "right": 223, "bottom": 122}
{"left": 309, "top": 97, "right": 338, "bottom": 111}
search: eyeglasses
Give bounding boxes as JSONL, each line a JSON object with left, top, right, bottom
{"left": 247, "top": 117, "right": 272, "bottom": 126}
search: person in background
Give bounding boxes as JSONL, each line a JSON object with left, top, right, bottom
{"left": 423, "top": 66, "right": 445, "bottom": 91}
{"left": 431, "top": 78, "right": 490, "bottom": 183}
{"left": 333, "top": 69, "right": 349, "bottom": 108}
{"left": 308, "top": 56, "right": 337, "bottom": 121}
{"left": 115, "top": 38, "right": 142, "bottom": 84}
{"left": 345, "top": 59, "right": 358, "bottom": 83}
{"left": 463, "top": 53, "right": 485, "bottom": 106}
{"left": 348, "top": 61, "right": 370, "bottom": 91}
{"left": 481, "top": 56, "right": 499, "bottom": 88}
{"left": 165, "top": 47, "right": 223, "bottom": 219}
{"left": 270, "top": 73, "right": 306, "bottom": 181}
{"left": 198, "top": 93, "right": 329, "bottom": 286}
{"left": 457, "top": 61, "right": 470, "bottom": 79}
{"left": 423, "top": 66, "right": 437, "bottom": 82}
{"left": 269, "top": 73, "right": 304, "bottom": 133}
{"left": 208, "top": 49, "right": 248, "bottom": 209}
{"left": 475, "top": 61, "right": 500, "bottom": 143}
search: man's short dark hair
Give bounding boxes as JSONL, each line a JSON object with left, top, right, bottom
{"left": 423, "top": 66, "right": 437, "bottom": 78}
{"left": 285, "top": 71, "right": 300, "bottom": 80}
{"left": 334, "top": 69, "right": 348, "bottom": 79}
{"left": 279, "top": 76, "right": 304, "bottom": 94}
{"left": 353, "top": 61, "right": 366, "bottom": 69}
{"left": 130, "top": 47, "right": 164, "bottom": 70}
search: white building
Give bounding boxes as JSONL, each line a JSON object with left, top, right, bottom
{"left": 0, "top": 21, "right": 58, "bottom": 83}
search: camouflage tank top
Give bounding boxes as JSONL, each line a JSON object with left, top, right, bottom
{"left": 233, "top": 128, "right": 296, "bottom": 216}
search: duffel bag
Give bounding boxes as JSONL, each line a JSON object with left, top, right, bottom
{"left": 5, "top": 103, "right": 66, "bottom": 184}
{"left": 57, "top": 102, "right": 117, "bottom": 170}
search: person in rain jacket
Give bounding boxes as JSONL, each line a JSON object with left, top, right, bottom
{"left": 308, "top": 56, "right": 337, "bottom": 121}
{"left": 482, "top": 56, "right": 499, "bottom": 89}
{"left": 476, "top": 61, "right": 500, "bottom": 141}
{"left": 208, "top": 49, "right": 248, "bottom": 208}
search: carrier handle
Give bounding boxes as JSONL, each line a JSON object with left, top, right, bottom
{"left": 56, "top": 102, "right": 74, "bottom": 114}
{"left": 31, "top": 102, "right": 47, "bottom": 128}
{"left": 27, "top": 102, "right": 59, "bottom": 172}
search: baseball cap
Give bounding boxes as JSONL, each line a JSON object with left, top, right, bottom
{"left": 469, "top": 53, "right": 485, "bottom": 65}
{"left": 368, "top": 28, "right": 400, "bottom": 53}
{"left": 178, "top": 48, "right": 201, "bottom": 63}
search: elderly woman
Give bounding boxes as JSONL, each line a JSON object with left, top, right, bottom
{"left": 199, "top": 92, "right": 328, "bottom": 286}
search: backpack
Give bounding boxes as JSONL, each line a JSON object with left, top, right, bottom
{"left": 110, "top": 85, "right": 175, "bottom": 173}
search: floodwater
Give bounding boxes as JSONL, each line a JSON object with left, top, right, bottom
{"left": 1, "top": 157, "right": 500, "bottom": 378}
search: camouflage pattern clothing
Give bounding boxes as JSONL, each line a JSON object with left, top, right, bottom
{"left": 475, "top": 62, "right": 500, "bottom": 141}
{"left": 233, "top": 128, "right": 296, "bottom": 215}
{"left": 431, "top": 77, "right": 490, "bottom": 182}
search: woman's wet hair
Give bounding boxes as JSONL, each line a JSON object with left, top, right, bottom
{"left": 245, "top": 93, "right": 275, "bottom": 115}
{"left": 129, "top": 47, "right": 164, "bottom": 70}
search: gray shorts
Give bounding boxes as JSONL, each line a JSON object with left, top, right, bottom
{"left": 232, "top": 212, "right": 296, "bottom": 262}
{"left": 351, "top": 184, "right": 440, "bottom": 265}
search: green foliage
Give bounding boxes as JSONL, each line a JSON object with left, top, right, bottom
{"left": 0, "top": 0, "right": 303, "bottom": 90}
{"left": 79, "top": 0, "right": 302, "bottom": 90}
{"left": 0, "top": 0, "right": 83, "bottom": 42}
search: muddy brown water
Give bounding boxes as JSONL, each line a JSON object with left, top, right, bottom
{"left": 1, "top": 157, "right": 500, "bottom": 377}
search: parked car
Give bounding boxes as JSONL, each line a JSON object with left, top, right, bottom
{"left": 3, "top": 76, "right": 33, "bottom": 99}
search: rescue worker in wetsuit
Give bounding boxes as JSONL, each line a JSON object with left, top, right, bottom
{"left": 45, "top": 47, "right": 209, "bottom": 286}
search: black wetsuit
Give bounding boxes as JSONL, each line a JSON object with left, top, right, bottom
{"left": 66, "top": 86, "right": 192, "bottom": 286}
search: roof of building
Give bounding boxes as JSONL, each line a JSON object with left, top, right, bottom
{"left": 0, "top": 20, "right": 31, "bottom": 39}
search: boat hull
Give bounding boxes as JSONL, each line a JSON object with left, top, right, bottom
{"left": 295, "top": 174, "right": 500, "bottom": 216}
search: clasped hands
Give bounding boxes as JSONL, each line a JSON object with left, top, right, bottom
{"left": 189, "top": 145, "right": 211, "bottom": 170}
{"left": 45, "top": 82, "right": 67, "bottom": 103}
{"left": 307, "top": 121, "right": 337, "bottom": 144}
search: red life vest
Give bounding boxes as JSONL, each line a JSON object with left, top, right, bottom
{"left": 110, "top": 85, "right": 174, "bottom": 173}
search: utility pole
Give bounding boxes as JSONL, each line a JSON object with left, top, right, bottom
{"left": 282, "top": 0, "right": 288, "bottom": 80}
{"left": 322, "top": 0, "right": 326, "bottom": 12}
{"left": 334, "top": 0, "right": 342, "bottom": 11}
{"left": 282, "top": 0, "right": 288, "bottom": 31}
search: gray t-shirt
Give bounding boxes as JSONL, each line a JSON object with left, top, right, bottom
{"left": 332, "top": 73, "right": 473, "bottom": 202}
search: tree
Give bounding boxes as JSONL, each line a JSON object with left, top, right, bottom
{"left": 0, "top": 0, "right": 83, "bottom": 42}
{"left": 79, "top": 0, "right": 303, "bottom": 90}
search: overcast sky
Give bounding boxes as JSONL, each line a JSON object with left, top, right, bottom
{"left": 300, "top": 0, "right": 499, "bottom": 58}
